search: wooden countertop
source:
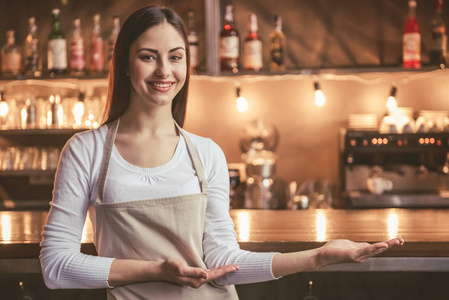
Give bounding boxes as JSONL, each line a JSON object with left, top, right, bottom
{"left": 2, "top": 209, "right": 449, "bottom": 260}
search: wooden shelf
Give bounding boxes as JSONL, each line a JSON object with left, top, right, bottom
{"left": 0, "top": 128, "right": 86, "bottom": 136}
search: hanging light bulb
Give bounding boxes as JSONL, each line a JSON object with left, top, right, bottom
{"left": 0, "top": 91, "right": 9, "bottom": 128}
{"left": 386, "top": 86, "right": 397, "bottom": 113}
{"left": 235, "top": 83, "right": 248, "bottom": 112}
{"left": 314, "top": 81, "right": 326, "bottom": 107}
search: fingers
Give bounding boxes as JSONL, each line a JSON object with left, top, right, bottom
{"left": 355, "top": 237, "right": 405, "bottom": 261}
{"left": 386, "top": 237, "right": 405, "bottom": 247}
{"left": 183, "top": 264, "right": 239, "bottom": 289}
{"left": 180, "top": 264, "right": 239, "bottom": 282}
{"left": 181, "top": 267, "right": 208, "bottom": 279}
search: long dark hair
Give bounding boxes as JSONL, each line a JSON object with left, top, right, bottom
{"left": 103, "top": 5, "right": 190, "bottom": 127}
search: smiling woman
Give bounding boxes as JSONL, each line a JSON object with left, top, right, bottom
{"left": 39, "top": 4, "right": 403, "bottom": 300}
{"left": 127, "top": 23, "right": 187, "bottom": 110}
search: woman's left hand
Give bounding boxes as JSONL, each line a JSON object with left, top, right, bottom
{"left": 315, "top": 238, "right": 404, "bottom": 268}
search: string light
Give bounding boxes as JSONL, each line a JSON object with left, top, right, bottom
{"left": 386, "top": 85, "right": 398, "bottom": 113}
{"left": 235, "top": 82, "right": 248, "bottom": 112}
{"left": 313, "top": 81, "right": 326, "bottom": 107}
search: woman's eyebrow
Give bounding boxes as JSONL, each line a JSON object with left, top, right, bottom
{"left": 137, "top": 47, "right": 185, "bottom": 54}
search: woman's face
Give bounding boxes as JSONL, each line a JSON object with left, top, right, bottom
{"left": 128, "top": 22, "right": 187, "bottom": 109}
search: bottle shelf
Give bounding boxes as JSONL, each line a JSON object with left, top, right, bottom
{"left": 0, "top": 73, "right": 108, "bottom": 81}
{"left": 0, "top": 128, "right": 86, "bottom": 136}
{"left": 213, "top": 65, "right": 447, "bottom": 77}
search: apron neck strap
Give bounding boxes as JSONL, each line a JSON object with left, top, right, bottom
{"left": 96, "top": 119, "right": 209, "bottom": 204}
{"left": 174, "top": 122, "right": 209, "bottom": 194}
{"left": 97, "top": 118, "right": 120, "bottom": 204}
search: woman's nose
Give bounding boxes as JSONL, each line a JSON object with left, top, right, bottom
{"left": 155, "top": 60, "right": 170, "bottom": 78}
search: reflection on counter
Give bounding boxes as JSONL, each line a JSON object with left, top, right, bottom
{"left": 388, "top": 212, "right": 399, "bottom": 240}
{"left": 1, "top": 213, "right": 11, "bottom": 243}
{"left": 0, "top": 210, "right": 93, "bottom": 244}
{"left": 316, "top": 211, "right": 326, "bottom": 242}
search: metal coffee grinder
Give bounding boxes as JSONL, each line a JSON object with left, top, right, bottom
{"left": 240, "top": 119, "right": 280, "bottom": 209}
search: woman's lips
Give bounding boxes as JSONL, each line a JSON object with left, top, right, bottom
{"left": 148, "top": 81, "right": 175, "bottom": 92}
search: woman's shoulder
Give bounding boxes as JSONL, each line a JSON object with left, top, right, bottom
{"left": 64, "top": 124, "right": 108, "bottom": 153}
{"left": 182, "top": 130, "right": 221, "bottom": 151}
{"left": 181, "top": 130, "right": 226, "bottom": 162}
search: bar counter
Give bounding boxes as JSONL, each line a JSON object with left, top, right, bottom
{"left": 2, "top": 209, "right": 449, "bottom": 272}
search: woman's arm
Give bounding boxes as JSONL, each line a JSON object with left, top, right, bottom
{"left": 40, "top": 133, "right": 115, "bottom": 289}
{"left": 199, "top": 138, "right": 404, "bottom": 285}
{"left": 108, "top": 257, "right": 238, "bottom": 288}
{"left": 272, "top": 238, "right": 404, "bottom": 277}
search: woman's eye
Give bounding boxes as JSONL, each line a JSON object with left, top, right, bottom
{"left": 171, "top": 55, "right": 183, "bottom": 61}
{"left": 140, "top": 55, "right": 156, "bottom": 61}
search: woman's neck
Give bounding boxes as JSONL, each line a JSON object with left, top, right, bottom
{"left": 119, "top": 105, "right": 176, "bottom": 137}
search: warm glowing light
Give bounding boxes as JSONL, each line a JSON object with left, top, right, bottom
{"left": 387, "top": 86, "right": 397, "bottom": 113}
{"left": 372, "top": 138, "right": 377, "bottom": 145}
{"left": 262, "top": 178, "right": 272, "bottom": 188}
{"left": 236, "top": 96, "right": 248, "bottom": 112}
{"left": 388, "top": 212, "right": 398, "bottom": 239}
{"left": 23, "top": 212, "right": 31, "bottom": 237}
{"left": 316, "top": 212, "right": 326, "bottom": 242}
{"left": 81, "top": 219, "right": 89, "bottom": 243}
{"left": 1, "top": 214, "right": 12, "bottom": 243}
{"left": 57, "top": 106, "right": 63, "bottom": 127}
{"left": 314, "top": 89, "right": 326, "bottom": 107}
{"left": 387, "top": 96, "right": 397, "bottom": 112}
{"left": 72, "top": 101, "right": 85, "bottom": 128}
{"left": 92, "top": 122, "right": 99, "bottom": 129}
{"left": 21, "top": 108, "right": 27, "bottom": 129}
{"left": 313, "top": 81, "right": 326, "bottom": 107}
{"left": 419, "top": 138, "right": 424, "bottom": 144}
{"left": 237, "top": 212, "right": 250, "bottom": 242}
{"left": 0, "top": 101, "right": 8, "bottom": 117}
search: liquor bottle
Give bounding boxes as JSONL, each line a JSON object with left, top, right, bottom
{"left": 107, "top": 16, "right": 120, "bottom": 72}
{"left": 47, "top": 9, "right": 68, "bottom": 74}
{"left": 220, "top": 5, "right": 239, "bottom": 72}
{"left": 69, "top": 17, "right": 86, "bottom": 76}
{"left": 23, "top": 17, "right": 41, "bottom": 77}
{"left": 187, "top": 10, "right": 199, "bottom": 73}
{"left": 1, "top": 30, "right": 22, "bottom": 76}
{"left": 430, "top": 0, "right": 447, "bottom": 67}
{"left": 89, "top": 14, "right": 104, "bottom": 75}
{"left": 244, "top": 13, "right": 263, "bottom": 71}
{"left": 270, "top": 15, "right": 286, "bottom": 72}
{"left": 403, "top": 0, "right": 421, "bottom": 69}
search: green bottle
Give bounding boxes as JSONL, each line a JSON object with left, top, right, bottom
{"left": 47, "top": 8, "right": 67, "bottom": 74}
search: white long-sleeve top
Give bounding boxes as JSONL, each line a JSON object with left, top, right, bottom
{"left": 40, "top": 124, "right": 278, "bottom": 289}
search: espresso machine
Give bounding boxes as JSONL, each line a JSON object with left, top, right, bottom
{"left": 340, "top": 130, "right": 449, "bottom": 208}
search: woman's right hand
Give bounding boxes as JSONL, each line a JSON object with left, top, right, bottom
{"left": 160, "top": 258, "right": 239, "bottom": 288}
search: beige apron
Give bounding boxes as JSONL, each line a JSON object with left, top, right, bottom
{"left": 94, "top": 119, "right": 239, "bottom": 300}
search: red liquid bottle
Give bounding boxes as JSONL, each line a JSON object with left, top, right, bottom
{"left": 220, "top": 5, "right": 239, "bottom": 73}
{"left": 403, "top": 0, "right": 421, "bottom": 69}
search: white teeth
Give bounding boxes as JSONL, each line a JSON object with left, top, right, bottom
{"left": 152, "top": 82, "right": 172, "bottom": 88}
